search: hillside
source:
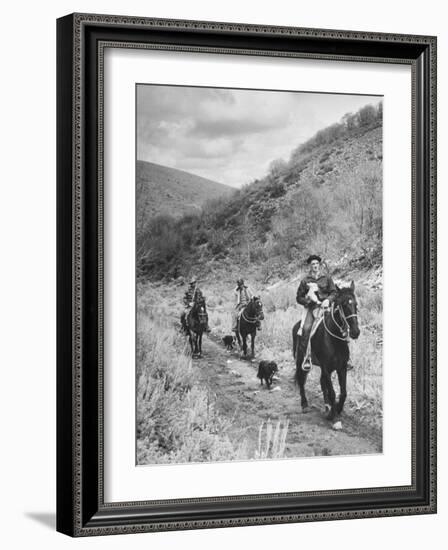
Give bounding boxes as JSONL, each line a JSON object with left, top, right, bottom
{"left": 138, "top": 103, "right": 383, "bottom": 282}
{"left": 136, "top": 161, "right": 234, "bottom": 220}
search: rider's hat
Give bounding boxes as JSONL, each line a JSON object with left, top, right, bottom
{"left": 190, "top": 277, "right": 197, "bottom": 284}
{"left": 306, "top": 254, "right": 322, "bottom": 264}
{"left": 237, "top": 278, "right": 244, "bottom": 285}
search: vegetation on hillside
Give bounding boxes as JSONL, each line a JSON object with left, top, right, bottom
{"left": 136, "top": 161, "right": 233, "bottom": 262}
{"left": 137, "top": 102, "right": 382, "bottom": 281}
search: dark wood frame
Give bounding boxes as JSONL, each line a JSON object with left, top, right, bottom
{"left": 57, "top": 13, "right": 437, "bottom": 537}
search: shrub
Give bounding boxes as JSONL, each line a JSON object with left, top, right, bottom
{"left": 358, "top": 104, "right": 377, "bottom": 127}
{"left": 136, "top": 312, "right": 241, "bottom": 464}
{"left": 268, "top": 180, "right": 286, "bottom": 198}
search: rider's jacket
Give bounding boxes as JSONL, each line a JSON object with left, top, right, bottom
{"left": 296, "top": 274, "right": 337, "bottom": 307}
{"left": 234, "top": 285, "right": 253, "bottom": 309}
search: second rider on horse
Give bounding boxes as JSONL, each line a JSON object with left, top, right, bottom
{"left": 233, "top": 278, "right": 261, "bottom": 333}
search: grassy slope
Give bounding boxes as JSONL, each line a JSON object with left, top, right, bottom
{"left": 222, "top": 124, "right": 382, "bottom": 263}
{"left": 137, "top": 160, "right": 234, "bottom": 219}
{"left": 139, "top": 121, "right": 382, "bottom": 282}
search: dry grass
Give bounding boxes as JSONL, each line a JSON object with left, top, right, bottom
{"left": 137, "top": 293, "right": 245, "bottom": 464}
{"left": 137, "top": 271, "right": 383, "bottom": 463}
{"left": 255, "top": 419, "right": 290, "bottom": 459}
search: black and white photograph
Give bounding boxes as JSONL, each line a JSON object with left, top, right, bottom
{"left": 0, "top": 0, "right": 442, "bottom": 544}
{"left": 136, "top": 84, "right": 383, "bottom": 465}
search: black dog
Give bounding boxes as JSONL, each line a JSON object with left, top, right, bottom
{"left": 222, "top": 334, "right": 235, "bottom": 351}
{"left": 257, "top": 361, "right": 279, "bottom": 390}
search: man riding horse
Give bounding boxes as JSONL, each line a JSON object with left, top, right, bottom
{"left": 181, "top": 277, "right": 210, "bottom": 333}
{"left": 233, "top": 278, "right": 261, "bottom": 333}
{"left": 296, "top": 255, "right": 353, "bottom": 371}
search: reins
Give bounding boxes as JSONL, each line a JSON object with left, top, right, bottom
{"left": 241, "top": 302, "right": 262, "bottom": 324}
{"left": 241, "top": 309, "right": 259, "bottom": 324}
{"left": 323, "top": 304, "right": 358, "bottom": 342}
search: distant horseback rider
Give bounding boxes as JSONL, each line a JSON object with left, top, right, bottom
{"left": 181, "top": 277, "right": 210, "bottom": 332}
{"left": 184, "top": 278, "right": 200, "bottom": 308}
{"left": 233, "top": 278, "right": 261, "bottom": 332}
{"left": 296, "top": 255, "right": 336, "bottom": 368}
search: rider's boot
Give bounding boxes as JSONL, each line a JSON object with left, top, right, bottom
{"left": 301, "top": 338, "right": 313, "bottom": 371}
{"left": 300, "top": 315, "right": 314, "bottom": 371}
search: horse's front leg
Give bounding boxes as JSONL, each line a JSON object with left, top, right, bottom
{"left": 296, "top": 367, "right": 309, "bottom": 412}
{"left": 242, "top": 334, "right": 247, "bottom": 357}
{"left": 336, "top": 367, "right": 347, "bottom": 414}
{"left": 250, "top": 331, "right": 255, "bottom": 357}
{"left": 194, "top": 332, "right": 199, "bottom": 356}
{"left": 235, "top": 330, "right": 242, "bottom": 350}
{"left": 198, "top": 332, "right": 203, "bottom": 358}
{"left": 320, "top": 372, "right": 331, "bottom": 415}
{"left": 322, "top": 371, "right": 337, "bottom": 420}
{"left": 188, "top": 331, "right": 194, "bottom": 355}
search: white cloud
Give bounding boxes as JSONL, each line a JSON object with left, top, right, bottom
{"left": 137, "top": 85, "right": 381, "bottom": 188}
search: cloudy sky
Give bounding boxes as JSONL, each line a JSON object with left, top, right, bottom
{"left": 137, "top": 85, "right": 381, "bottom": 188}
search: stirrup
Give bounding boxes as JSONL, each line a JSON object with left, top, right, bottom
{"left": 302, "top": 356, "right": 312, "bottom": 372}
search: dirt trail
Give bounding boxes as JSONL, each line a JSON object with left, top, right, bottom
{"left": 195, "top": 335, "right": 381, "bottom": 458}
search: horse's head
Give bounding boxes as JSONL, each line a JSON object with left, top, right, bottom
{"left": 193, "top": 290, "right": 206, "bottom": 308}
{"left": 194, "top": 288, "right": 203, "bottom": 301}
{"left": 334, "top": 281, "right": 360, "bottom": 339}
{"left": 251, "top": 296, "right": 264, "bottom": 321}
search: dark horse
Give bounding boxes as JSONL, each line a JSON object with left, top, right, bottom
{"left": 185, "top": 293, "right": 208, "bottom": 357}
{"left": 292, "top": 282, "right": 360, "bottom": 421}
{"left": 236, "top": 297, "right": 264, "bottom": 358}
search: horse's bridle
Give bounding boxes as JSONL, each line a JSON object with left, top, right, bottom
{"left": 323, "top": 303, "right": 358, "bottom": 342}
{"left": 240, "top": 301, "right": 263, "bottom": 324}
{"left": 241, "top": 310, "right": 258, "bottom": 324}
{"left": 192, "top": 301, "right": 207, "bottom": 323}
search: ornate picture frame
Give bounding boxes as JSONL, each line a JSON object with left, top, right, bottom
{"left": 57, "top": 13, "right": 436, "bottom": 536}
